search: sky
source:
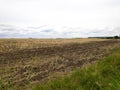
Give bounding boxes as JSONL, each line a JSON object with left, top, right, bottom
{"left": 0, "top": 0, "right": 120, "bottom": 38}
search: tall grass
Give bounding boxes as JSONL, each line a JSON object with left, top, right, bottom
{"left": 32, "top": 48, "right": 120, "bottom": 90}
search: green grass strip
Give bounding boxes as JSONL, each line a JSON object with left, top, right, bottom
{"left": 32, "top": 48, "right": 120, "bottom": 90}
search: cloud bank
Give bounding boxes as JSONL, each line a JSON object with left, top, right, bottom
{"left": 0, "top": 24, "right": 119, "bottom": 38}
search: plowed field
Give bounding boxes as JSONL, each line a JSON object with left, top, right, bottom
{"left": 0, "top": 39, "right": 120, "bottom": 89}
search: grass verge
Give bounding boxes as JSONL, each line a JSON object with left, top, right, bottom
{"left": 32, "top": 48, "right": 120, "bottom": 90}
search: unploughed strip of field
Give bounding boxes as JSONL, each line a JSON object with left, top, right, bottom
{"left": 0, "top": 39, "right": 120, "bottom": 88}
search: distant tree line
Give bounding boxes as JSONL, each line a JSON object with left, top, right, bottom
{"left": 114, "top": 36, "right": 119, "bottom": 39}
{"left": 88, "top": 35, "right": 120, "bottom": 39}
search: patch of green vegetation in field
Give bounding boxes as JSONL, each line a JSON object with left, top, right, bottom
{"left": 32, "top": 48, "right": 120, "bottom": 90}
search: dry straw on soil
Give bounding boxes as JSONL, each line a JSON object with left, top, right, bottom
{"left": 0, "top": 38, "right": 120, "bottom": 89}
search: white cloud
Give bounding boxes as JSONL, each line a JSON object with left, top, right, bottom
{"left": 0, "top": 0, "right": 120, "bottom": 37}
{"left": 0, "top": 24, "right": 119, "bottom": 38}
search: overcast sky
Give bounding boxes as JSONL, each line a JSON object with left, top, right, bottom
{"left": 0, "top": 0, "right": 120, "bottom": 38}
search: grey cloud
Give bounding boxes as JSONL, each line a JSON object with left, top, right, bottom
{"left": 28, "top": 25, "right": 48, "bottom": 29}
{"left": 41, "top": 29, "right": 54, "bottom": 33}
{"left": 0, "top": 24, "right": 14, "bottom": 27}
{"left": 0, "top": 24, "right": 120, "bottom": 38}
{"left": 0, "top": 33, "right": 8, "bottom": 37}
{"left": 89, "top": 28, "right": 120, "bottom": 37}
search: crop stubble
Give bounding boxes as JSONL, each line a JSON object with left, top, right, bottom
{"left": 0, "top": 39, "right": 120, "bottom": 88}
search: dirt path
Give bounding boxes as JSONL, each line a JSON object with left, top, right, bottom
{"left": 0, "top": 40, "right": 120, "bottom": 87}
